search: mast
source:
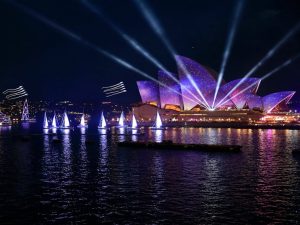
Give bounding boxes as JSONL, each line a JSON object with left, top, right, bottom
{"left": 155, "top": 111, "right": 162, "bottom": 129}
{"left": 61, "top": 111, "right": 70, "bottom": 128}
{"left": 43, "top": 112, "right": 49, "bottom": 128}
{"left": 52, "top": 113, "right": 57, "bottom": 128}
{"left": 100, "top": 111, "right": 107, "bottom": 128}
{"left": 119, "top": 111, "right": 124, "bottom": 127}
{"left": 131, "top": 113, "right": 137, "bottom": 129}
{"left": 80, "top": 114, "right": 85, "bottom": 127}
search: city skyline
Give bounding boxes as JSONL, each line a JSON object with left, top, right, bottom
{"left": 1, "top": 1, "right": 300, "bottom": 224}
{"left": 0, "top": 0, "right": 300, "bottom": 104}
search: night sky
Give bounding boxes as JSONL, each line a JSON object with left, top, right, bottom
{"left": 0, "top": 0, "right": 300, "bottom": 104}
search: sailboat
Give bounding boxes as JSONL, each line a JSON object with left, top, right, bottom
{"left": 127, "top": 113, "right": 139, "bottom": 130}
{"left": 60, "top": 111, "right": 71, "bottom": 129}
{"left": 116, "top": 111, "right": 126, "bottom": 128}
{"left": 21, "top": 99, "right": 36, "bottom": 123}
{"left": 98, "top": 111, "right": 107, "bottom": 129}
{"left": 43, "top": 112, "right": 49, "bottom": 129}
{"left": 150, "top": 111, "right": 164, "bottom": 130}
{"left": 52, "top": 112, "right": 58, "bottom": 129}
{"left": 77, "top": 114, "right": 88, "bottom": 128}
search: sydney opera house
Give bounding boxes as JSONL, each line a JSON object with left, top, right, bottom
{"left": 133, "top": 56, "right": 295, "bottom": 123}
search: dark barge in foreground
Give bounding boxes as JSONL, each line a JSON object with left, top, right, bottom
{"left": 118, "top": 140, "right": 242, "bottom": 152}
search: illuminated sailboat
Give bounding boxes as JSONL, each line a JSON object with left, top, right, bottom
{"left": 60, "top": 111, "right": 71, "bottom": 129}
{"left": 127, "top": 113, "right": 138, "bottom": 130}
{"left": 150, "top": 111, "right": 164, "bottom": 130}
{"left": 52, "top": 112, "right": 58, "bottom": 128}
{"left": 77, "top": 114, "right": 88, "bottom": 128}
{"left": 21, "top": 99, "right": 36, "bottom": 123}
{"left": 117, "top": 111, "right": 126, "bottom": 128}
{"left": 98, "top": 111, "right": 107, "bottom": 129}
{"left": 43, "top": 112, "right": 49, "bottom": 129}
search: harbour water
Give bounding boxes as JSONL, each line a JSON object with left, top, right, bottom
{"left": 0, "top": 125, "right": 300, "bottom": 224}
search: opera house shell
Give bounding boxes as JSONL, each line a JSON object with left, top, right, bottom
{"left": 136, "top": 55, "right": 295, "bottom": 114}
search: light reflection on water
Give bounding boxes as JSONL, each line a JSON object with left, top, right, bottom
{"left": 80, "top": 128, "right": 86, "bottom": 135}
{"left": 117, "top": 128, "right": 125, "bottom": 142}
{"left": 0, "top": 127, "right": 300, "bottom": 224}
{"left": 148, "top": 129, "right": 164, "bottom": 143}
{"left": 131, "top": 129, "right": 138, "bottom": 142}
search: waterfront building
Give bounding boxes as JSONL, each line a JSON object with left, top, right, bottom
{"left": 135, "top": 55, "right": 296, "bottom": 123}
{"left": 0, "top": 111, "right": 12, "bottom": 126}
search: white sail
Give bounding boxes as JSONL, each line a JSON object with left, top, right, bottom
{"left": 131, "top": 113, "right": 137, "bottom": 129}
{"left": 99, "top": 111, "right": 107, "bottom": 128}
{"left": 62, "top": 111, "right": 70, "bottom": 128}
{"left": 43, "top": 112, "right": 49, "bottom": 128}
{"left": 52, "top": 113, "right": 57, "bottom": 128}
{"left": 155, "top": 111, "right": 163, "bottom": 129}
{"left": 80, "top": 114, "right": 85, "bottom": 127}
{"left": 119, "top": 111, "right": 125, "bottom": 127}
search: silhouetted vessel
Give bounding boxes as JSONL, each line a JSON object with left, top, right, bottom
{"left": 118, "top": 140, "right": 242, "bottom": 152}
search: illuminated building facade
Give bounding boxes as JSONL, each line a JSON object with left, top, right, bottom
{"left": 158, "top": 70, "right": 183, "bottom": 110}
{"left": 0, "top": 111, "right": 11, "bottom": 126}
{"left": 137, "top": 81, "right": 160, "bottom": 107}
{"left": 136, "top": 55, "right": 295, "bottom": 116}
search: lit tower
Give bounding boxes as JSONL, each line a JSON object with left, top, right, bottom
{"left": 21, "top": 99, "right": 30, "bottom": 121}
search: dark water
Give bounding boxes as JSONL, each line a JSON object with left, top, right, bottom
{"left": 0, "top": 125, "right": 300, "bottom": 224}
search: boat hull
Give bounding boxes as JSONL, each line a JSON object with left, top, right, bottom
{"left": 98, "top": 127, "right": 109, "bottom": 129}
{"left": 60, "top": 127, "right": 73, "bottom": 129}
{"left": 118, "top": 141, "right": 242, "bottom": 152}
{"left": 150, "top": 127, "right": 165, "bottom": 130}
{"left": 127, "top": 127, "right": 141, "bottom": 130}
{"left": 115, "top": 125, "right": 127, "bottom": 128}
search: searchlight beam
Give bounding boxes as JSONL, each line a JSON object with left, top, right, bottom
{"left": 82, "top": 0, "right": 206, "bottom": 107}
{"left": 5, "top": 0, "right": 201, "bottom": 107}
{"left": 133, "top": 0, "right": 211, "bottom": 109}
{"left": 216, "top": 54, "right": 300, "bottom": 108}
{"left": 212, "top": 0, "right": 244, "bottom": 108}
{"left": 215, "top": 21, "right": 300, "bottom": 108}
